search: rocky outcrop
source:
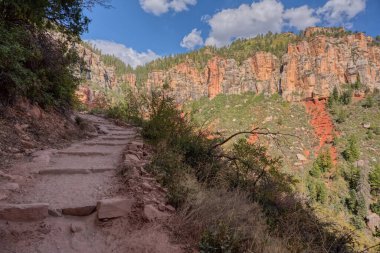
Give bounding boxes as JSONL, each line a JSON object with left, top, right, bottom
{"left": 75, "top": 44, "right": 136, "bottom": 108}
{"left": 281, "top": 31, "right": 380, "bottom": 101}
{"left": 134, "top": 27, "right": 380, "bottom": 103}
{"left": 144, "top": 52, "right": 280, "bottom": 103}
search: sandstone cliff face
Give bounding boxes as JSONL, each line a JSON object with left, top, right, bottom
{"left": 144, "top": 52, "right": 280, "bottom": 103}
{"left": 281, "top": 32, "right": 380, "bottom": 101}
{"left": 138, "top": 28, "right": 380, "bottom": 103}
{"left": 75, "top": 44, "right": 136, "bottom": 107}
{"left": 77, "top": 27, "right": 380, "bottom": 105}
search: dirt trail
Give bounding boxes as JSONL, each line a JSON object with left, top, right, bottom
{"left": 0, "top": 114, "right": 184, "bottom": 253}
{"left": 304, "top": 99, "right": 337, "bottom": 162}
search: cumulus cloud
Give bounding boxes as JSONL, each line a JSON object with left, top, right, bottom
{"left": 284, "top": 5, "right": 320, "bottom": 30}
{"left": 317, "top": 0, "right": 366, "bottom": 25}
{"left": 203, "top": 0, "right": 366, "bottom": 47}
{"left": 180, "top": 29, "right": 204, "bottom": 50}
{"left": 139, "top": 0, "right": 197, "bottom": 16}
{"left": 205, "top": 0, "right": 284, "bottom": 47}
{"left": 86, "top": 40, "right": 160, "bottom": 68}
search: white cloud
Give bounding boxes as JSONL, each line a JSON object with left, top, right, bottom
{"left": 317, "top": 0, "right": 366, "bottom": 25}
{"left": 180, "top": 29, "right": 204, "bottom": 50}
{"left": 139, "top": 0, "right": 196, "bottom": 16}
{"left": 204, "top": 0, "right": 367, "bottom": 47}
{"left": 86, "top": 40, "right": 160, "bottom": 68}
{"left": 205, "top": 0, "right": 284, "bottom": 47}
{"left": 284, "top": 5, "right": 320, "bottom": 30}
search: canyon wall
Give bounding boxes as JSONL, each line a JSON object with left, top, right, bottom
{"left": 75, "top": 44, "right": 137, "bottom": 107}
{"left": 139, "top": 27, "right": 380, "bottom": 103}
{"left": 78, "top": 27, "right": 380, "bottom": 105}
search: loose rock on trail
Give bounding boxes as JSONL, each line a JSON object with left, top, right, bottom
{"left": 0, "top": 113, "right": 184, "bottom": 253}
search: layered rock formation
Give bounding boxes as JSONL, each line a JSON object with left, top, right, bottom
{"left": 281, "top": 31, "right": 380, "bottom": 101}
{"left": 128, "top": 27, "right": 380, "bottom": 103}
{"left": 76, "top": 27, "right": 380, "bottom": 105}
{"left": 75, "top": 44, "right": 136, "bottom": 107}
{"left": 143, "top": 52, "right": 280, "bottom": 103}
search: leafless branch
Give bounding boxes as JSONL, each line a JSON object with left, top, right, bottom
{"left": 209, "top": 127, "right": 300, "bottom": 151}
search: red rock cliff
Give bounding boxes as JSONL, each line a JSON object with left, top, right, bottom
{"left": 139, "top": 27, "right": 380, "bottom": 103}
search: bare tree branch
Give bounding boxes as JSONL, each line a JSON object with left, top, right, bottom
{"left": 209, "top": 127, "right": 300, "bottom": 151}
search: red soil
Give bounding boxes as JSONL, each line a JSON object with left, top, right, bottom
{"left": 247, "top": 124, "right": 259, "bottom": 144}
{"left": 304, "top": 99, "right": 337, "bottom": 163}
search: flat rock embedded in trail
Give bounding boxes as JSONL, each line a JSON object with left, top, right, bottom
{"left": 0, "top": 113, "right": 185, "bottom": 253}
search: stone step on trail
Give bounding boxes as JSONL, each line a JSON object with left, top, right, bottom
{"left": 49, "top": 155, "right": 120, "bottom": 170}
{"left": 61, "top": 205, "right": 97, "bottom": 216}
{"left": 83, "top": 142, "right": 127, "bottom": 146}
{"left": 0, "top": 203, "right": 49, "bottom": 221}
{"left": 56, "top": 151, "right": 112, "bottom": 156}
{"left": 102, "top": 137, "right": 133, "bottom": 141}
{"left": 64, "top": 144, "right": 126, "bottom": 153}
{"left": 110, "top": 133, "right": 136, "bottom": 136}
{"left": 38, "top": 167, "right": 115, "bottom": 175}
{"left": 8, "top": 173, "right": 116, "bottom": 210}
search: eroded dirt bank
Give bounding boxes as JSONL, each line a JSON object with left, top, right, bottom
{"left": 304, "top": 98, "right": 337, "bottom": 162}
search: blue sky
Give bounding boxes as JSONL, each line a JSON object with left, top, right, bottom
{"left": 82, "top": 0, "right": 380, "bottom": 67}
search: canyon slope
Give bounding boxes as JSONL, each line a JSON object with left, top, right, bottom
{"left": 78, "top": 27, "right": 380, "bottom": 106}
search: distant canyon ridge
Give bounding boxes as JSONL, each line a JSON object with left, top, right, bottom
{"left": 77, "top": 27, "right": 380, "bottom": 106}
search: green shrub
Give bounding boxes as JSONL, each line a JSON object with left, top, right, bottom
{"left": 226, "top": 139, "right": 294, "bottom": 203}
{"left": 370, "top": 200, "right": 380, "bottom": 216}
{"left": 369, "top": 164, "right": 380, "bottom": 194}
{"left": 373, "top": 127, "right": 380, "bottom": 136}
{"left": 336, "top": 108, "right": 348, "bottom": 123}
{"left": 340, "top": 90, "right": 353, "bottom": 105}
{"left": 345, "top": 190, "right": 366, "bottom": 218}
{"left": 199, "top": 223, "right": 240, "bottom": 253}
{"left": 342, "top": 164, "right": 361, "bottom": 191}
{"left": 350, "top": 216, "right": 366, "bottom": 230}
{"left": 342, "top": 136, "right": 360, "bottom": 162}
{"left": 0, "top": 1, "right": 102, "bottom": 107}
{"left": 307, "top": 178, "right": 328, "bottom": 204}
{"left": 147, "top": 148, "right": 189, "bottom": 208}
{"left": 362, "top": 96, "right": 374, "bottom": 108}
{"left": 366, "top": 130, "right": 374, "bottom": 140}
{"left": 309, "top": 150, "right": 333, "bottom": 177}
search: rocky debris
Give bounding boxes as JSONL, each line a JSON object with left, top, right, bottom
{"left": 48, "top": 208, "right": 63, "bottom": 217}
{"left": 97, "top": 198, "right": 134, "bottom": 220}
{"left": 354, "top": 160, "right": 367, "bottom": 168}
{"left": 143, "top": 204, "right": 169, "bottom": 221}
{"left": 366, "top": 213, "right": 380, "bottom": 232}
{"left": 0, "top": 171, "right": 24, "bottom": 182}
{"left": 70, "top": 223, "right": 84, "bottom": 233}
{"left": 0, "top": 182, "right": 19, "bottom": 191}
{"left": 62, "top": 205, "right": 96, "bottom": 216}
{"left": 363, "top": 123, "right": 371, "bottom": 129}
{"left": 296, "top": 154, "right": 307, "bottom": 161}
{"left": 0, "top": 191, "right": 8, "bottom": 200}
{"left": 0, "top": 203, "right": 49, "bottom": 221}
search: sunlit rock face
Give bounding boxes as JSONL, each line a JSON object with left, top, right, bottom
{"left": 77, "top": 27, "right": 380, "bottom": 105}
{"left": 281, "top": 29, "right": 380, "bottom": 101}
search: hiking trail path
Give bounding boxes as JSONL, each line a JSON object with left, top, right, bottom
{"left": 0, "top": 113, "right": 184, "bottom": 253}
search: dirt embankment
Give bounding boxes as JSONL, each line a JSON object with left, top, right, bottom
{"left": 304, "top": 99, "right": 337, "bottom": 162}
{"left": 0, "top": 99, "right": 91, "bottom": 169}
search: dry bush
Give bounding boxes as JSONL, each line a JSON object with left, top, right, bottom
{"left": 176, "top": 189, "right": 288, "bottom": 253}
